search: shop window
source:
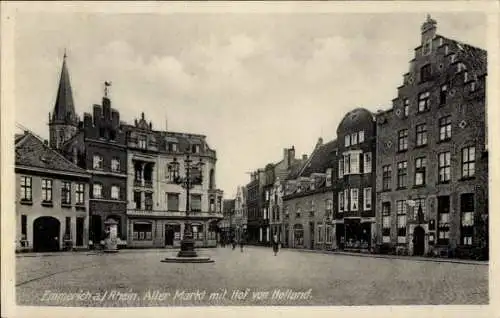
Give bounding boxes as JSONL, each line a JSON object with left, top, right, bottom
{"left": 133, "top": 222, "right": 152, "bottom": 240}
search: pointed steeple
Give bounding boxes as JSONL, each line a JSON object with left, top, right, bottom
{"left": 51, "top": 51, "right": 77, "bottom": 125}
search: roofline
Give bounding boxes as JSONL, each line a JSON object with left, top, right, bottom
{"left": 15, "top": 165, "right": 91, "bottom": 179}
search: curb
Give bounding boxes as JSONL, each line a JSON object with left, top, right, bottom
{"left": 294, "top": 248, "right": 488, "bottom": 265}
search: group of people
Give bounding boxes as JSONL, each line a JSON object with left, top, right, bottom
{"left": 220, "top": 234, "right": 281, "bottom": 256}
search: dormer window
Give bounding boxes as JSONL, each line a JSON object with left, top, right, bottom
{"left": 451, "top": 54, "right": 457, "bottom": 63}
{"left": 444, "top": 45, "right": 449, "bottom": 55}
{"left": 358, "top": 131, "right": 365, "bottom": 143}
{"left": 93, "top": 155, "right": 103, "bottom": 170}
{"left": 168, "top": 142, "right": 178, "bottom": 152}
{"left": 344, "top": 135, "right": 350, "bottom": 147}
{"left": 192, "top": 144, "right": 200, "bottom": 154}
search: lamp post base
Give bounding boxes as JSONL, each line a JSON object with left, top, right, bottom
{"left": 162, "top": 231, "right": 215, "bottom": 263}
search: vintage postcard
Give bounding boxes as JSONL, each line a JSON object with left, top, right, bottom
{"left": 1, "top": 1, "right": 498, "bottom": 318}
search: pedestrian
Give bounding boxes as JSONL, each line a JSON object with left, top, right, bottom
{"left": 239, "top": 237, "right": 244, "bottom": 252}
{"left": 232, "top": 237, "right": 236, "bottom": 250}
{"left": 272, "top": 234, "right": 279, "bottom": 256}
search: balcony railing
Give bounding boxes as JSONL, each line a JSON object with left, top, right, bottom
{"left": 133, "top": 179, "right": 153, "bottom": 188}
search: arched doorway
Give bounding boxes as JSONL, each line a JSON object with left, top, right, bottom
{"left": 33, "top": 217, "right": 60, "bottom": 252}
{"left": 413, "top": 226, "right": 425, "bottom": 256}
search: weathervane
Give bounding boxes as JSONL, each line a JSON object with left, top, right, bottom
{"left": 104, "top": 81, "right": 112, "bottom": 97}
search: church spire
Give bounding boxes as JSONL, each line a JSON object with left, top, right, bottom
{"left": 51, "top": 50, "right": 77, "bottom": 125}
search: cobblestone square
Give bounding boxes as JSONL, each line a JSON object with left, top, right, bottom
{"left": 16, "top": 247, "right": 488, "bottom": 306}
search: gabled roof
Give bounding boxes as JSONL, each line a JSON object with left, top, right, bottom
{"left": 439, "top": 34, "right": 487, "bottom": 76}
{"left": 298, "top": 139, "right": 338, "bottom": 177}
{"left": 285, "top": 158, "right": 307, "bottom": 181}
{"left": 15, "top": 132, "right": 89, "bottom": 176}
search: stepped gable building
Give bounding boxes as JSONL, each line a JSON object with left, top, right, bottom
{"left": 375, "top": 16, "right": 488, "bottom": 257}
{"left": 233, "top": 185, "right": 248, "bottom": 242}
{"left": 334, "top": 108, "right": 377, "bottom": 251}
{"left": 60, "top": 93, "right": 128, "bottom": 245}
{"left": 283, "top": 138, "right": 337, "bottom": 250}
{"left": 122, "top": 113, "right": 223, "bottom": 248}
{"left": 15, "top": 132, "right": 91, "bottom": 252}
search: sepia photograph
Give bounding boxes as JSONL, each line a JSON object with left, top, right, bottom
{"left": 1, "top": 1, "right": 497, "bottom": 317}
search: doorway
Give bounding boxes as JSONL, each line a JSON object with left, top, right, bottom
{"left": 33, "top": 216, "right": 60, "bottom": 252}
{"left": 165, "top": 224, "right": 175, "bottom": 246}
{"left": 413, "top": 226, "right": 425, "bottom": 256}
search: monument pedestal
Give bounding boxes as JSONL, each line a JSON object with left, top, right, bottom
{"left": 162, "top": 228, "right": 214, "bottom": 263}
{"left": 103, "top": 219, "right": 119, "bottom": 253}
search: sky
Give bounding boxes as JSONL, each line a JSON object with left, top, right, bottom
{"left": 13, "top": 10, "right": 486, "bottom": 198}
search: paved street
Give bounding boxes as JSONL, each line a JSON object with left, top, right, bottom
{"left": 16, "top": 246, "right": 488, "bottom": 306}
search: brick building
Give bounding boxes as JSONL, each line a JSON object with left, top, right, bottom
{"left": 375, "top": 16, "right": 488, "bottom": 257}
{"left": 283, "top": 138, "right": 337, "bottom": 250}
{"left": 334, "top": 108, "right": 377, "bottom": 251}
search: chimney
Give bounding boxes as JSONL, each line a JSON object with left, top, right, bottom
{"left": 83, "top": 113, "right": 92, "bottom": 128}
{"left": 93, "top": 104, "right": 102, "bottom": 126}
{"left": 111, "top": 109, "right": 119, "bottom": 128}
{"left": 43, "top": 140, "right": 48, "bottom": 146}
{"left": 302, "top": 154, "right": 308, "bottom": 161}
{"left": 288, "top": 146, "right": 296, "bottom": 166}
{"left": 316, "top": 137, "right": 323, "bottom": 148}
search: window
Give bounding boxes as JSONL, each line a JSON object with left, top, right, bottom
{"left": 325, "top": 226, "right": 332, "bottom": 243}
{"left": 326, "top": 168, "right": 332, "bottom": 187}
{"left": 192, "top": 144, "right": 200, "bottom": 154}
{"left": 145, "top": 193, "right": 153, "bottom": 211}
{"left": 415, "top": 157, "right": 427, "bottom": 186}
{"left": 444, "top": 44, "right": 449, "bottom": 55}
{"left": 190, "top": 194, "right": 202, "bottom": 212}
{"left": 338, "top": 192, "right": 344, "bottom": 212}
{"left": 111, "top": 158, "right": 120, "bottom": 172}
{"left": 451, "top": 54, "right": 456, "bottom": 63}
{"left": 398, "top": 129, "right": 408, "bottom": 151}
{"left": 413, "top": 198, "right": 426, "bottom": 221}
{"left": 420, "top": 64, "right": 432, "bottom": 82}
{"left": 109, "top": 130, "right": 116, "bottom": 141}
{"left": 338, "top": 158, "right": 344, "bottom": 178}
{"left": 439, "top": 116, "right": 452, "bottom": 141}
{"left": 382, "top": 202, "right": 391, "bottom": 242}
{"left": 363, "top": 188, "right": 372, "bottom": 211}
{"left": 350, "top": 188, "right": 358, "bottom": 211}
{"left": 403, "top": 98, "right": 409, "bottom": 117}
{"left": 418, "top": 91, "right": 430, "bottom": 112}
{"left": 326, "top": 199, "right": 333, "bottom": 217}
{"left": 470, "top": 81, "right": 476, "bottom": 92}
{"left": 318, "top": 225, "right": 324, "bottom": 243}
{"left": 167, "top": 162, "right": 179, "bottom": 181}
{"left": 397, "top": 161, "right": 408, "bottom": 188}
{"left": 21, "top": 215, "right": 27, "bottom": 238}
{"left": 167, "top": 193, "right": 180, "bottom": 211}
{"left": 134, "top": 191, "right": 141, "bottom": 209}
{"left": 133, "top": 222, "right": 152, "bottom": 240}
{"left": 438, "top": 152, "right": 451, "bottom": 183}
{"left": 462, "top": 146, "right": 475, "bottom": 178}
{"left": 351, "top": 133, "right": 358, "bottom": 145}
{"left": 460, "top": 193, "right": 474, "bottom": 246}
{"left": 99, "top": 127, "right": 105, "bottom": 139}
{"left": 416, "top": 124, "right": 427, "bottom": 147}
{"left": 93, "top": 155, "right": 103, "bottom": 170}
{"left": 438, "top": 197, "right": 450, "bottom": 245}
{"left": 138, "top": 135, "right": 147, "bottom": 149}
{"left": 382, "top": 165, "right": 392, "bottom": 191}
{"left": 20, "top": 176, "right": 32, "bottom": 201}
{"left": 345, "top": 135, "right": 350, "bottom": 147}
{"left": 344, "top": 190, "right": 349, "bottom": 212}
{"left": 296, "top": 205, "right": 302, "bottom": 218}
{"left": 363, "top": 152, "right": 372, "bottom": 174}
{"left": 93, "top": 183, "right": 103, "bottom": 199}
{"left": 440, "top": 84, "right": 448, "bottom": 105}
{"left": 75, "top": 183, "right": 84, "bottom": 205}
{"left": 422, "top": 39, "right": 432, "bottom": 55}
{"left": 397, "top": 214, "right": 407, "bottom": 242}
{"left": 61, "top": 181, "right": 71, "bottom": 205}
{"left": 349, "top": 152, "right": 359, "bottom": 174}
{"left": 343, "top": 154, "right": 350, "bottom": 174}
{"left": 358, "top": 131, "right": 365, "bottom": 143}
{"left": 396, "top": 200, "right": 407, "bottom": 217}
{"left": 457, "top": 62, "right": 466, "bottom": 73}
{"left": 65, "top": 216, "right": 71, "bottom": 237}
{"left": 111, "top": 185, "right": 120, "bottom": 200}
{"left": 41, "top": 179, "right": 53, "bottom": 202}
{"left": 168, "top": 143, "right": 178, "bottom": 152}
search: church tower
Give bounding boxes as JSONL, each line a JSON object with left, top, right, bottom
{"left": 48, "top": 51, "right": 79, "bottom": 149}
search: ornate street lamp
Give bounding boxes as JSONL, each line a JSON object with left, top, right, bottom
{"left": 162, "top": 151, "right": 214, "bottom": 263}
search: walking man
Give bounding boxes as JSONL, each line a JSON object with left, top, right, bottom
{"left": 272, "top": 234, "right": 279, "bottom": 256}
